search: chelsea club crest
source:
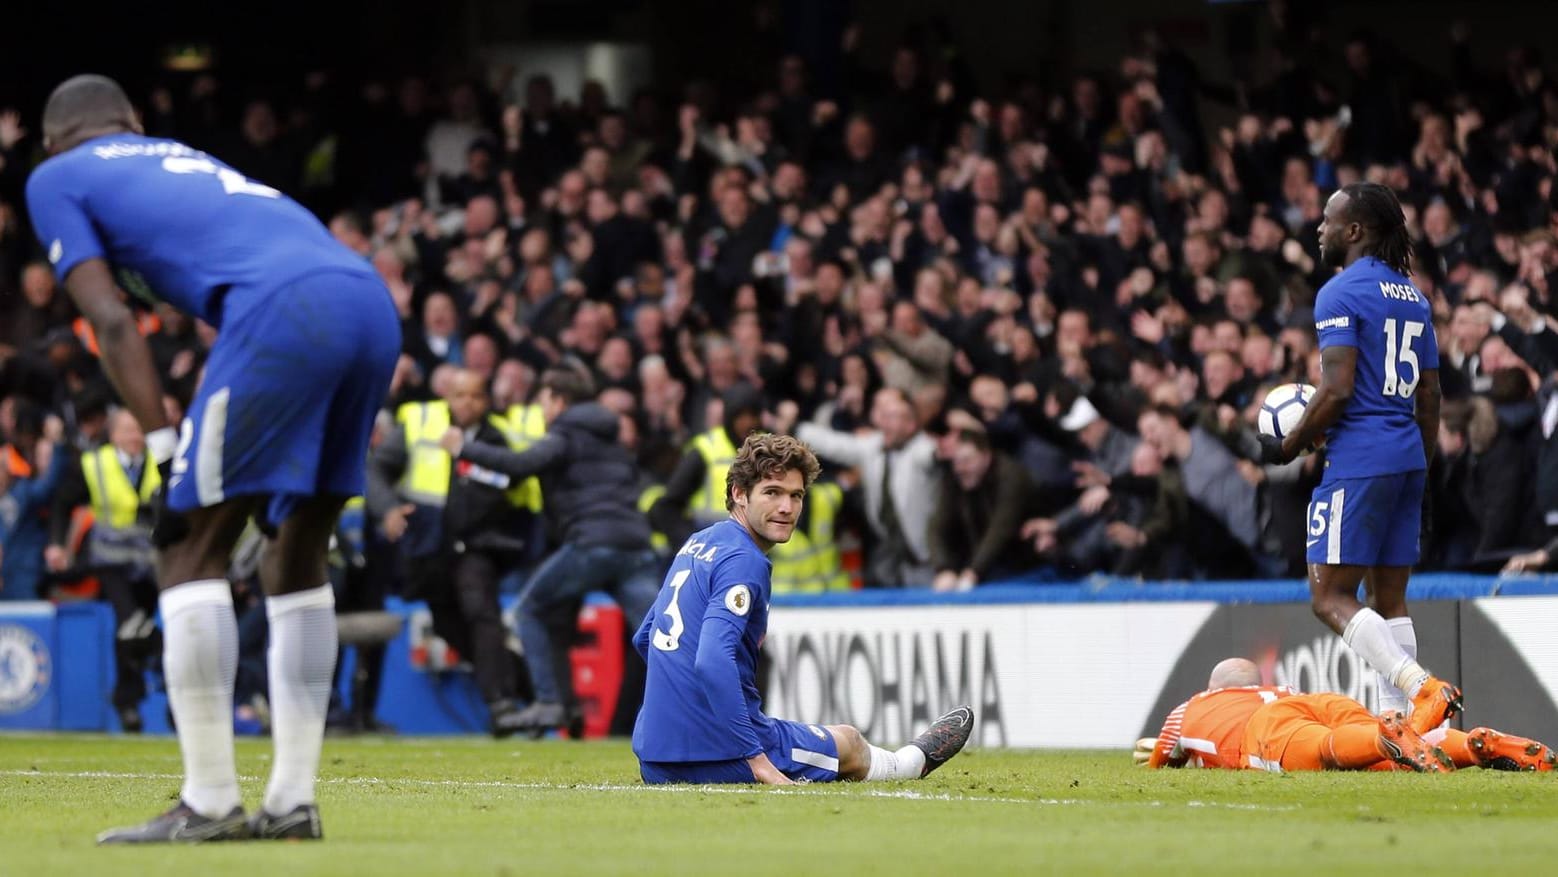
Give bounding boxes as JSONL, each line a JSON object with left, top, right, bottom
{"left": 0, "top": 623, "right": 51, "bottom": 715}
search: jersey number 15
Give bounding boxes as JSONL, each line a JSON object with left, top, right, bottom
{"left": 1381, "top": 318, "right": 1424, "bottom": 398}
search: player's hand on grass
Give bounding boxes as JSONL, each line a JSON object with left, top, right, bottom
{"left": 1133, "top": 737, "right": 1157, "bottom": 766}
{"left": 747, "top": 753, "right": 796, "bottom": 785}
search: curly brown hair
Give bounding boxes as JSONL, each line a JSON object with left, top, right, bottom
{"left": 725, "top": 433, "right": 821, "bottom": 511}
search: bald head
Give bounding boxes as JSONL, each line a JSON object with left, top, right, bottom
{"left": 1207, "top": 658, "right": 1260, "bottom": 690}
{"left": 445, "top": 368, "right": 491, "bottom": 428}
{"left": 108, "top": 409, "right": 146, "bottom": 458}
{"left": 43, "top": 74, "right": 139, "bottom": 154}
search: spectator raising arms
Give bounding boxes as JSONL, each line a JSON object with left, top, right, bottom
{"left": 4, "top": 18, "right": 1558, "bottom": 655}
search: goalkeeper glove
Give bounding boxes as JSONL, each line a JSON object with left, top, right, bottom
{"left": 1133, "top": 737, "right": 1157, "bottom": 766}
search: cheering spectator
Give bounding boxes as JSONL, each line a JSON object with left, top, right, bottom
{"left": 928, "top": 429, "right": 1036, "bottom": 591}
{"left": 5, "top": 13, "right": 1558, "bottom": 589}
{"left": 777, "top": 387, "right": 941, "bottom": 588}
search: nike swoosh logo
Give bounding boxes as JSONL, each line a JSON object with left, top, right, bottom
{"left": 1306, "top": 539, "right": 1320, "bottom": 547}
{"left": 179, "top": 815, "right": 243, "bottom": 841}
{"left": 262, "top": 812, "right": 312, "bottom": 836}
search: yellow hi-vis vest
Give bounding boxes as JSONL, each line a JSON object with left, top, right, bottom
{"left": 637, "top": 483, "right": 669, "bottom": 552}
{"left": 769, "top": 481, "right": 849, "bottom": 594}
{"left": 499, "top": 403, "right": 547, "bottom": 513}
{"left": 398, "top": 401, "right": 535, "bottom": 509}
{"left": 687, "top": 427, "right": 737, "bottom": 523}
{"left": 81, "top": 445, "right": 159, "bottom": 529}
{"left": 397, "top": 400, "right": 454, "bottom": 506}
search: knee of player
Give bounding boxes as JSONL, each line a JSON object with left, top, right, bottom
{"left": 826, "top": 724, "right": 870, "bottom": 779}
{"left": 830, "top": 724, "right": 867, "bottom": 757}
{"left": 1308, "top": 591, "right": 1337, "bottom": 620}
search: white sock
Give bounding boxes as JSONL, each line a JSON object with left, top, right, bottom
{"left": 160, "top": 580, "right": 241, "bottom": 818}
{"left": 1342, "top": 608, "right": 1428, "bottom": 700}
{"left": 1376, "top": 617, "right": 1418, "bottom": 715}
{"left": 863, "top": 744, "right": 927, "bottom": 781}
{"left": 263, "top": 584, "right": 337, "bottom": 815}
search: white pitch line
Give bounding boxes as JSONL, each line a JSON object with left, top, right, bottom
{"left": 0, "top": 769, "right": 1299, "bottom": 812}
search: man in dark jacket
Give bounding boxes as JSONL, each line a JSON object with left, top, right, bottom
{"left": 928, "top": 430, "right": 1037, "bottom": 590}
{"left": 368, "top": 369, "right": 533, "bottom": 735}
{"left": 442, "top": 366, "right": 660, "bottom": 735}
{"left": 1466, "top": 369, "right": 1544, "bottom": 566}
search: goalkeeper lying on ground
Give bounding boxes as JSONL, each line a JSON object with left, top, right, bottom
{"left": 1136, "top": 658, "right": 1555, "bottom": 773}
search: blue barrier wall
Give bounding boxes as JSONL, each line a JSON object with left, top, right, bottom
{"left": 772, "top": 573, "right": 1558, "bottom": 607}
{"left": 0, "top": 602, "right": 114, "bottom": 731}
{"left": 4, "top": 573, "right": 1557, "bottom": 733}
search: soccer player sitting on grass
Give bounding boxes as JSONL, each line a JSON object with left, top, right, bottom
{"left": 1140, "top": 658, "right": 1554, "bottom": 774}
{"left": 632, "top": 432, "right": 974, "bottom": 784}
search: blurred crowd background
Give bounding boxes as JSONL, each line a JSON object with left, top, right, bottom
{"left": 6, "top": 0, "right": 1558, "bottom": 618}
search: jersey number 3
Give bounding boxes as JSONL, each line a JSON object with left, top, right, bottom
{"left": 651, "top": 569, "right": 691, "bottom": 652}
{"left": 1381, "top": 318, "right": 1424, "bottom": 398}
{"left": 161, "top": 156, "right": 281, "bottom": 199}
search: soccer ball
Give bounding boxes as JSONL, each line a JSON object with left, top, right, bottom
{"left": 1258, "top": 383, "right": 1316, "bottom": 447}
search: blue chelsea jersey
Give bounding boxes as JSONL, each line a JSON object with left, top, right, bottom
{"left": 25, "top": 134, "right": 373, "bottom": 326}
{"left": 1313, "top": 256, "right": 1439, "bottom": 479}
{"left": 632, "top": 520, "right": 774, "bottom": 763}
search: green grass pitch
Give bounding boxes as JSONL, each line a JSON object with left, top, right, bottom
{"left": 3, "top": 733, "right": 1558, "bottom": 876}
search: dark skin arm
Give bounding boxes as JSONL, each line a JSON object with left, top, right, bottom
{"left": 1276, "top": 345, "right": 1356, "bottom": 463}
{"left": 61, "top": 259, "right": 169, "bottom": 433}
{"left": 1414, "top": 368, "right": 1440, "bottom": 465}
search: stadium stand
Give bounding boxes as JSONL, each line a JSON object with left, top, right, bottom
{"left": 4, "top": 12, "right": 1558, "bottom": 734}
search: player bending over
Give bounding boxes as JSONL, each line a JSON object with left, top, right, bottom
{"left": 1259, "top": 181, "right": 1459, "bottom": 736}
{"left": 632, "top": 433, "right": 973, "bottom": 784}
{"left": 1141, "top": 658, "right": 1553, "bottom": 774}
{"left": 27, "top": 76, "right": 399, "bottom": 842}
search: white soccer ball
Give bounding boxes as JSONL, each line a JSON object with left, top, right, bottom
{"left": 1258, "top": 383, "right": 1316, "bottom": 446}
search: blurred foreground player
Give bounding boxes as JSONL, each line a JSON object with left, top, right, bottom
{"left": 27, "top": 75, "right": 399, "bottom": 842}
{"left": 632, "top": 433, "right": 973, "bottom": 784}
{"left": 1143, "top": 659, "right": 1553, "bottom": 774}
{"left": 1260, "top": 182, "right": 1459, "bottom": 734}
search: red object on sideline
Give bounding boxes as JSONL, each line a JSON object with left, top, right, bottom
{"left": 568, "top": 603, "right": 624, "bottom": 739}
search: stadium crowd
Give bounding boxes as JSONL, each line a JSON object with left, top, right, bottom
{"left": 5, "top": 15, "right": 1558, "bottom": 632}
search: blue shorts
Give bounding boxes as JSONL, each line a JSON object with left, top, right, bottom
{"left": 1305, "top": 470, "right": 1424, "bottom": 567}
{"left": 167, "top": 270, "right": 400, "bottom": 526}
{"left": 639, "top": 719, "right": 841, "bottom": 784}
